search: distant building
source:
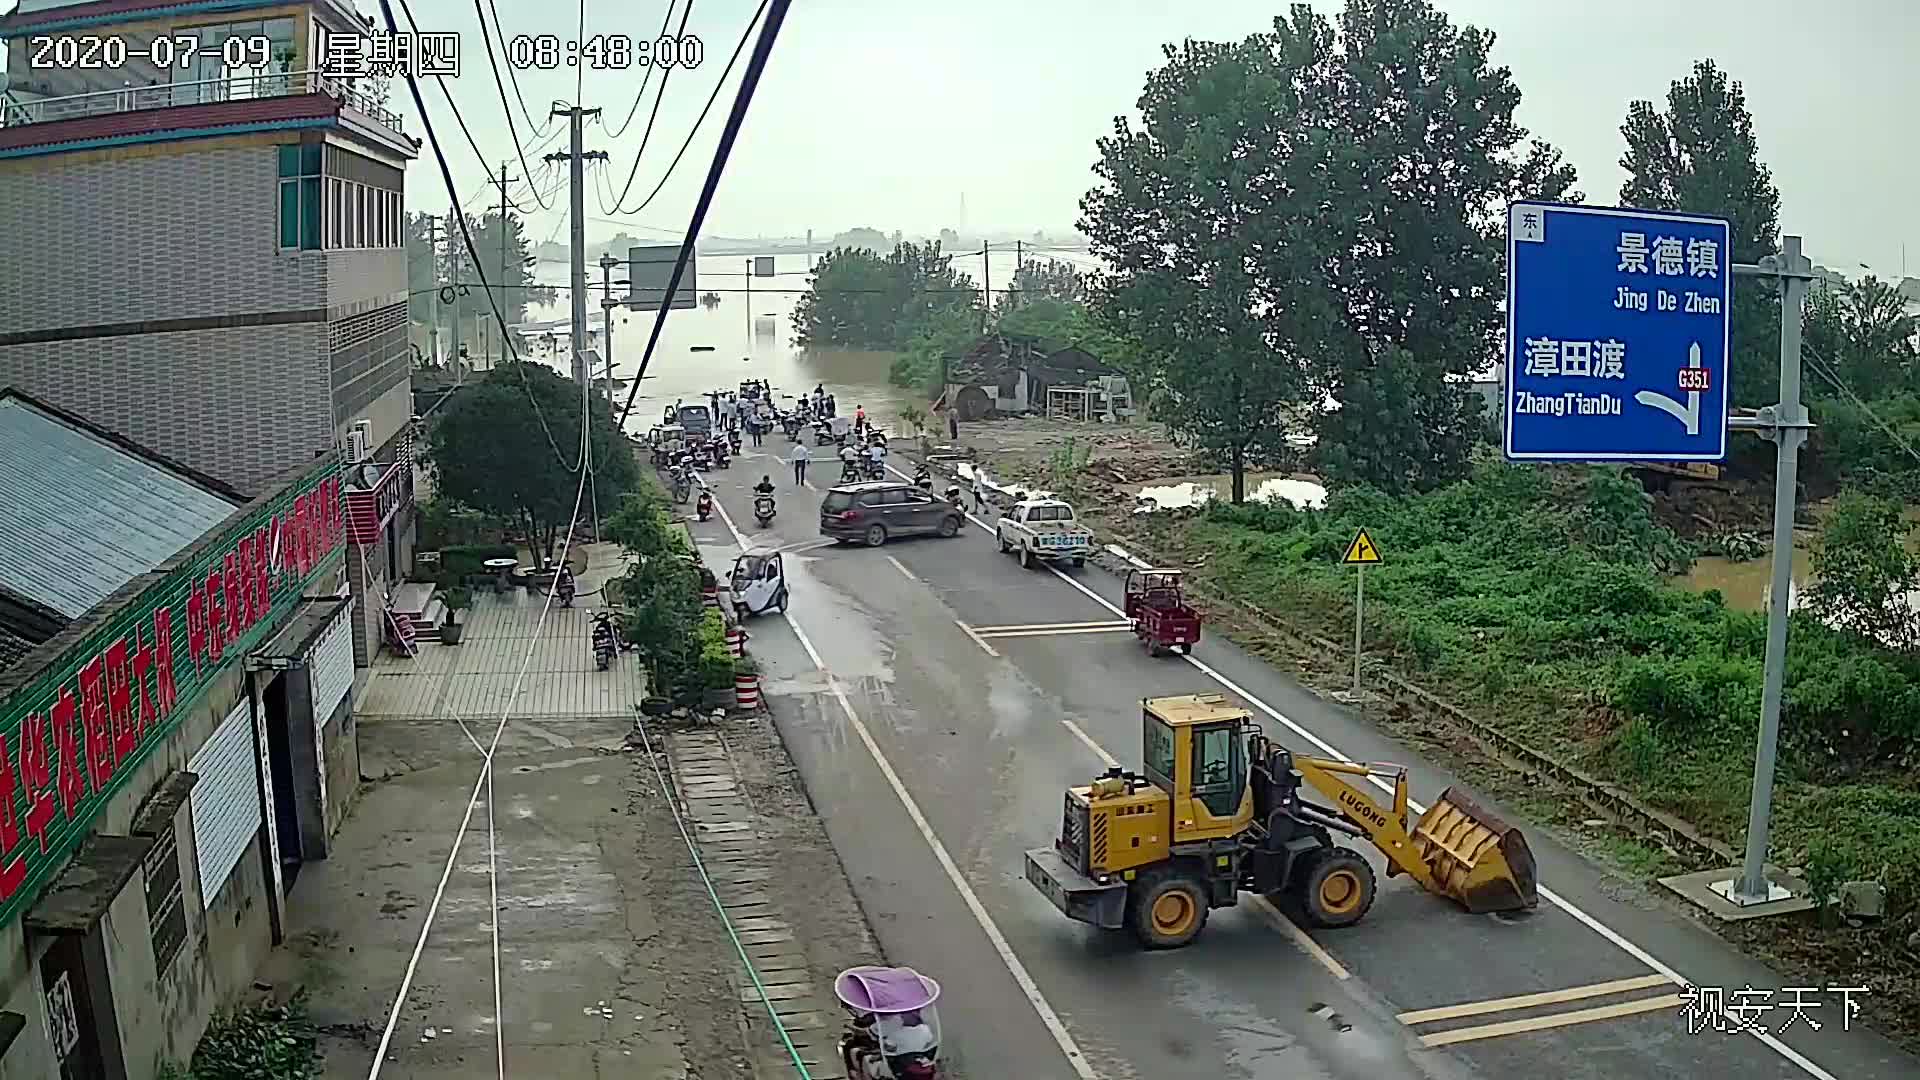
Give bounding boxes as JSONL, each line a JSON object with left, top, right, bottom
{"left": 0, "top": 0, "right": 422, "bottom": 666}
{"left": 0, "top": 390, "right": 358, "bottom": 1079}
{"left": 941, "top": 331, "right": 1131, "bottom": 421}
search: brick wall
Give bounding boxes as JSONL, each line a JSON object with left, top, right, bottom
{"left": 0, "top": 145, "right": 325, "bottom": 332}
{"left": 0, "top": 323, "right": 333, "bottom": 494}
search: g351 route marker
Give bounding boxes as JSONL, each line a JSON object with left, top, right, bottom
{"left": 1504, "top": 201, "right": 1732, "bottom": 462}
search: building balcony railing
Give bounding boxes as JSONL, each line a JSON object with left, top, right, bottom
{"left": 1, "top": 69, "right": 403, "bottom": 135}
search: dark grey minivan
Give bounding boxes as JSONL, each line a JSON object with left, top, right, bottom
{"left": 820, "top": 481, "right": 965, "bottom": 546}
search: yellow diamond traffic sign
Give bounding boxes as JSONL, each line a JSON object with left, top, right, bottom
{"left": 1342, "top": 529, "right": 1381, "bottom": 566}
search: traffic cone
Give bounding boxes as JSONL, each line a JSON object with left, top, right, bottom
{"left": 733, "top": 671, "right": 760, "bottom": 710}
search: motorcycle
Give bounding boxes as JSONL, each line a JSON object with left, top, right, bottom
{"left": 753, "top": 493, "right": 777, "bottom": 526}
{"left": 710, "top": 441, "right": 730, "bottom": 469}
{"left": 696, "top": 490, "right": 714, "bottom": 522}
{"left": 862, "top": 457, "right": 886, "bottom": 481}
{"left": 814, "top": 420, "right": 837, "bottom": 446}
{"left": 913, "top": 465, "right": 932, "bottom": 492}
{"left": 945, "top": 486, "right": 965, "bottom": 514}
{"left": 670, "top": 469, "right": 692, "bottom": 505}
{"left": 590, "top": 611, "right": 618, "bottom": 671}
{"left": 840, "top": 460, "right": 863, "bottom": 484}
{"left": 836, "top": 966, "right": 941, "bottom": 1079}
{"left": 729, "top": 429, "right": 744, "bottom": 456}
{"left": 555, "top": 571, "right": 576, "bottom": 608}
{"left": 783, "top": 415, "right": 803, "bottom": 440}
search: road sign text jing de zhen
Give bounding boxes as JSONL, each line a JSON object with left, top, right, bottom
{"left": 1504, "top": 202, "right": 1732, "bottom": 462}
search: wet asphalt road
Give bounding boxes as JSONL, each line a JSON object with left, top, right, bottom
{"left": 681, "top": 447, "right": 1919, "bottom": 1080}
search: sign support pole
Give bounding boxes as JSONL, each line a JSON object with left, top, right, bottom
{"left": 1717, "top": 236, "right": 1816, "bottom": 906}
{"left": 1352, "top": 563, "right": 1365, "bottom": 694}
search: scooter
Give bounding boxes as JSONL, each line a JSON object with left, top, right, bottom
{"left": 729, "top": 429, "right": 744, "bottom": 456}
{"left": 590, "top": 612, "right": 618, "bottom": 671}
{"left": 696, "top": 490, "right": 714, "bottom": 522}
{"left": 862, "top": 457, "right": 885, "bottom": 482}
{"left": 836, "top": 967, "right": 941, "bottom": 1079}
{"left": 555, "top": 571, "right": 576, "bottom": 608}
{"left": 913, "top": 465, "right": 932, "bottom": 492}
{"left": 945, "top": 486, "right": 964, "bottom": 514}
{"left": 841, "top": 460, "right": 863, "bottom": 484}
{"left": 670, "top": 468, "right": 692, "bottom": 505}
{"left": 753, "top": 494, "right": 776, "bottom": 526}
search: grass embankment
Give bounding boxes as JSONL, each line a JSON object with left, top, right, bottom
{"left": 1124, "top": 461, "right": 1920, "bottom": 1035}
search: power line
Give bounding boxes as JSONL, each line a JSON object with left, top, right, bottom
{"left": 605, "top": 0, "right": 697, "bottom": 214}
{"left": 471, "top": 0, "right": 551, "bottom": 209}
{"left": 615, "top": 0, "right": 793, "bottom": 433}
{"left": 483, "top": 0, "right": 557, "bottom": 137}
{"left": 603, "top": 0, "right": 683, "bottom": 139}
{"left": 391, "top": 0, "right": 582, "bottom": 473}
{"left": 615, "top": 0, "right": 768, "bottom": 218}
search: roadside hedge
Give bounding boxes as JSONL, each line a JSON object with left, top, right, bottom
{"left": 696, "top": 609, "right": 735, "bottom": 690}
{"left": 435, "top": 542, "right": 517, "bottom": 584}
{"left": 1170, "top": 460, "right": 1920, "bottom": 914}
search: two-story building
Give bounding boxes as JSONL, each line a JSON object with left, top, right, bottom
{"left": 0, "top": 0, "right": 420, "bottom": 665}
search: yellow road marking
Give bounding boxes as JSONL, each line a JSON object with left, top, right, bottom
{"left": 972, "top": 625, "right": 1136, "bottom": 640}
{"left": 955, "top": 620, "right": 1000, "bottom": 657}
{"left": 1414, "top": 993, "right": 1684, "bottom": 1048}
{"left": 1055, "top": 720, "right": 1350, "bottom": 983}
{"left": 969, "top": 620, "right": 1134, "bottom": 634}
{"left": 1396, "top": 973, "right": 1675, "bottom": 1025}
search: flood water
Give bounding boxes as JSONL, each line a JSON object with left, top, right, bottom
{"left": 1673, "top": 545, "right": 1815, "bottom": 613}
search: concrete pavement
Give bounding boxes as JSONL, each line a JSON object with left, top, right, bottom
{"left": 688, "top": 444, "right": 1920, "bottom": 1080}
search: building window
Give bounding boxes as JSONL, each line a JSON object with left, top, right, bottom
{"left": 278, "top": 144, "right": 322, "bottom": 250}
{"left": 143, "top": 826, "right": 189, "bottom": 973}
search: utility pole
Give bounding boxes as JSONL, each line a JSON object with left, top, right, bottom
{"left": 981, "top": 241, "right": 992, "bottom": 333}
{"left": 745, "top": 258, "right": 753, "bottom": 336}
{"left": 544, "top": 106, "right": 608, "bottom": 388}
{"left": 594, "top": 252, "right": 621, "bottom": 544}
{"left": 1718, "top": 235, "right": 1816, "bottom": 907}
{"left": 423, "top": 214, "right": 441, "bottom": 369}
{"left": 447, "top": 203, "right": 464, "bottom": 374}
{"left": 493, "top": 161, "right": 517, "bottom": 367}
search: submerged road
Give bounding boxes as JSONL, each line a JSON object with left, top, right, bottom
{"left": 681, "top": 449, "right": 1917, "bottom": 1080}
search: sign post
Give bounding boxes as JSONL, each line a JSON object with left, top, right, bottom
{"left": 1342, "top": 529, "right": 1382, "bottom": 693}
{"left": 1506, "top": 202, "right": 1817, "bottom": 908}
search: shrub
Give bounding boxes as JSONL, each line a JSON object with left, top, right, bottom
{"left": 183, "top": 996, "right": 321, "bottom": 1080}
{"left": 695, "top": 610, "right": 735, "bottom": 690}
{"left": 435, "top": 542, "right": 517, "bottom": 584}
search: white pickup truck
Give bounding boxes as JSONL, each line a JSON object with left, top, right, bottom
{"left": 997, "top": 499, "right": 1095, "bottom": 569}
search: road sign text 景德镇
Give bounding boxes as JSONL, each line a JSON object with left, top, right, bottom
{"left": 1504, "top": 202, "right": 1732, "bottom": 462}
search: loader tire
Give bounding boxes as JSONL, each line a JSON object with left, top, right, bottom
{"left": 1297, "top": 848, "right": 1376, "bottom": 929}
{"left": 1126, "top": 869, "right": 1209, "bottom": 950}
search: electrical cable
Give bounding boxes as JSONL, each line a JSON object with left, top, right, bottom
{"left": 614, "top": 0, "right": 768, "bottom": 218}
{"left": 603, "top": 0, "right": 683, "bottom": 139}
{"left": 390, "top": 0, "right": 584, "bottom": 473}
{"left": 615, "top": 0, "right": 792, "bottom": 433}
{"left": 485, "top": 0, "right": 557, "bottom": 137}
{"left": 472, "top": 0, "right": 551, "bottom": 209}
{"left": 605, "top": 0, "right": 697, "bottom": 214}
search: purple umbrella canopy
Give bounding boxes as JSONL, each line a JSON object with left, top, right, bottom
{"left": 833, "top": 966, "right": 941, "bottom": 1014}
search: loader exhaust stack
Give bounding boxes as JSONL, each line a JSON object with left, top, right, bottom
{"left": 1411, "top": 787, "right": 1539, "bottom": 914}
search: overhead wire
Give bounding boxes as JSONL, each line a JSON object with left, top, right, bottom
{"left": 613, "top": 0, "right": 768, "bottom": 218}
{"left": 484, "top": 0, "right": 557, "bottom": 137}
{"left": 472, "top": 0, "right": 552, "bottom": 209}
{"left": 372, "top": 7, "right": 601, "bottom": 1079}
{"left": 391, "top": 0, "right": 584, "bottom": 473}
{"left": 604, "top": 0, "right": 698, "bottom": 214}
{"left": 603, "top": 0, "right": 683, "bottom": 139}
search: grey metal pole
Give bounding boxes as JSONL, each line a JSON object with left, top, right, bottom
{"left": 567, "top": 109, "right": 589, "bottom": 388}
{"left": 1730, "top": 236, "right": 1813, "bottom": 903}
{"left": 1353, "top": 565, "right": 1365, "bottom": 694}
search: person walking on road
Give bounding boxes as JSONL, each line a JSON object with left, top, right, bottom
{"left": 789, "top": 441, "right": 810, "bottom": 485}
{"left": 947, "top": 410, "right": 959, "bottom": 442}
{"left": 971, "top": 469, "right": 987, "bottom": 514}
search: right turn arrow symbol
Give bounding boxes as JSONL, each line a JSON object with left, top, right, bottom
{"left": 1634, "top": 342, "right": 1704, "bottom": 436}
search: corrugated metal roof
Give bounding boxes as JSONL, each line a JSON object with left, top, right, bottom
{"left": 0, "top": 396, "right": 239, "bottom": 619}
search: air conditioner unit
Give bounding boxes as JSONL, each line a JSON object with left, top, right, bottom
{"left": 346, "top": 420, "right": 373, "bottom": 464}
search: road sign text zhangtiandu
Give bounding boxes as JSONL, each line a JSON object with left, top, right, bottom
{"left": 0, "top": 458, "right": 345, "bottom": 926}
{"left": 1504, "top": 201, "right": 1732, "bottom": 463}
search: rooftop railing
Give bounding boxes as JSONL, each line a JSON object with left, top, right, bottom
{"left": 1, "top": 69, "right": 403, "bottom": 134}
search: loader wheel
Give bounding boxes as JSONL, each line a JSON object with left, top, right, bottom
{"left": 1298, "top": 848, "right": 1376, "bottom": 929}
{"left": 1127, "top": 870, "right": 1209, "bottom": 949}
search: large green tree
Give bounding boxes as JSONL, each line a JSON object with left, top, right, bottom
{"left": 791, "top": 241, "right": 981, "bottom": 350}
{"left": 1803, "top": 276, "right": 1920, "bottom": 395}
{"left": 424, "top": 362, "right": 637, "bottom": 564}
{"left": 443, "top": 210, "right": 556, "bottom": 329}
{"left": 1304, "top": 0, "right": 1576, "bottom": 494}
{"left": 1620, "top": 59, "right": 1782, "bottom": 408}
{"left": 995, "top": 258, "right": 1089, "bottom": 316}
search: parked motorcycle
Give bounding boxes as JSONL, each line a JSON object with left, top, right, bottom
{"left": 913, "top": 465, "right": 932, "bottom": 492}
{"left": 753, "top": 494, "right": 777, "bottom": 526}
{"left": 591, "top": 612, "right": 618, "bottom": 671}
{"left": 697, "top": 490, "right": 714, "bottom": 522}
{"left": 670, "top": 470, "right": 692, "bottom": 505}
{"left": 555, "top": 570, "right": 576, "bottom": 608}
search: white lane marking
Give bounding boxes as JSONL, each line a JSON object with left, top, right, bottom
{"left": 1057, "top": 718, "right": 1350, "bottom": 981}
{"left": 889, "top": 462, "right": 1836, "bottom": 1079}
{"left": 707, "top": 488, "right": 1100, "bottom": 1080}
{"left": 956, "top": 620, "right": 1001, "bottom": 658}
{"left": 886, "top": 555, "right": 918, "bottom": 582}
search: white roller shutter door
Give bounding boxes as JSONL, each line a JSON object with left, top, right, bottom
{"left": 307, "top": 599, "right": 356, "bottom": 728}
{"left": 189, "top": 696, "right": 261, "bottom": 903}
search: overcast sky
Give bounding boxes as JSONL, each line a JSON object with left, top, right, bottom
{"left": 397, "top": 0, "right": 1914, "bottom": 273}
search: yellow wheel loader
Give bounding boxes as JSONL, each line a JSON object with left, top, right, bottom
{"left": 1024, "top": 695, "right": 1539, "bottom": 949}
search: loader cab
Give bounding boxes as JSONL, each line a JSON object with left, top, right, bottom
{"left": 1141, "top": 695, "right": 1253, "bottom": 842}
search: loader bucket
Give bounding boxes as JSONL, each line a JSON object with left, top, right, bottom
{"left": 1411, "top": 787, "right": 1539, "bottom": 914}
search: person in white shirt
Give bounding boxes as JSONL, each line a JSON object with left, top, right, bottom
{"left": 788, "top": 442, "right": 810, "bottom": 485}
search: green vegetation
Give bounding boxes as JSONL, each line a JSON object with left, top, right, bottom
{"left": 605, "top": 485, "right": 707, "bottom": 696}
{"left": 160, "top": 996, "right": 321, "bottom": 1079}
{"left": 694, "top": 609, "right": 737, "bottom": 691}
{"left": 405, "top": 209, "right": 556, "bottom": 335}
{"left": 423, "top": 362, "right": 638, "bottom": 566}
{"left": 1147, "top": 462, "right": 1920, "bottom": 917}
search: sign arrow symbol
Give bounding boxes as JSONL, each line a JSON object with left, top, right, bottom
{"left": 1634, "top": 342, "right": 1705, "bottom": 436}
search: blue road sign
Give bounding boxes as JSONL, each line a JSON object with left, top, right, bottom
{"left": 1504, "top": 201, "right": 1732, "bottom": 462}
